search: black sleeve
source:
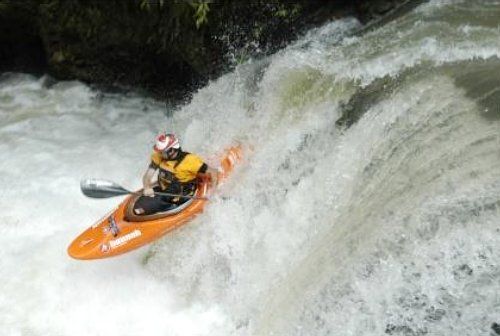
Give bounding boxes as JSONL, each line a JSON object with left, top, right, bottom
{"left": 198, "top": 163, "right": 208, "bottom": 174}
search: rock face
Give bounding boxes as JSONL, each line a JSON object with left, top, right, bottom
{"left": 0, "top": 2, "right": 46, "bottom": 74}
{"left": 0, "top": 0, "right": 425, "bottom": 98}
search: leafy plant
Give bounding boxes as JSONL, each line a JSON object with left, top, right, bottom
{"left": 192, "top": 1, "right": 210, "bottom": 29}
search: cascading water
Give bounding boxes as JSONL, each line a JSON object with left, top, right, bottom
{"left": 1, "top": 1, "right": 500, "bottom": 335}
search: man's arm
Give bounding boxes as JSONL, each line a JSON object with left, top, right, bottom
{"left": 142, "top": 164, "right": 157, "bottom": 197}
{"left": 205, "top": 166, "right": 219, "bottom": 192}
{"left": 197, "top": 163, "right": 218, "bottom": 193}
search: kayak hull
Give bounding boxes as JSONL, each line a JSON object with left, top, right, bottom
{"left": 68, "top": 146, "right": 242, "bottom": 260}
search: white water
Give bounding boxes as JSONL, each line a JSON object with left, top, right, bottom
{"left": 2, "top": 1, "right": 500, "bottom": 335}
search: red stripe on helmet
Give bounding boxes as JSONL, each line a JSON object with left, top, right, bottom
{"left": 153, "top": 133, "right": 179, "bottom": 152}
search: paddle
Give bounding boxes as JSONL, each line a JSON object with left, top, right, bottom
{"left": 80, "top": 178, "right": 209, "bottom": 200}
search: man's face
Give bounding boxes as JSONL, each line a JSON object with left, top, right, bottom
{"left": 162, "top": 147, "right": 179, "bottom": 160}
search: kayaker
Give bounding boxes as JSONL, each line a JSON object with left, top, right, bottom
{"left": 133, "top": 133, "right": 218, "bottom": 215}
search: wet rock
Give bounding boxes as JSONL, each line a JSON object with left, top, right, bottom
{"left": 0, "top": 1, "right": 46, "bottom": 74}
{"left": 492, "top": 322, "right": 500, "bottom": 335}
{"left": 355, "top": 0, "right": 427, "bottom": 25}
{"left": 1, "top": 1, "right": 430, "bottom": 100}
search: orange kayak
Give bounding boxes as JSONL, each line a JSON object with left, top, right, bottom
{"left": 68, "top": 146, "right": 242, "bottom": 260}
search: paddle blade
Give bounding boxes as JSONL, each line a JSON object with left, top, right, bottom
{"left": 80, "top": 179, "right": 131, "bottom": 198}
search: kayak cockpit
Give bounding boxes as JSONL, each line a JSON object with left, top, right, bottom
{"left": 124, "top": 195, "right": 196, "bottom": 222}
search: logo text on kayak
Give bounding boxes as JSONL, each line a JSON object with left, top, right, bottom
{"left": 109, "top": 230, "right": 142, "bottom": 249}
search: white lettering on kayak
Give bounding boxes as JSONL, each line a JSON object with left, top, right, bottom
{"left": 80, "top": 238, "right": 94, "bottom": 247}
{"left": 109, "top": 230, "right": 142, "bottom": 249}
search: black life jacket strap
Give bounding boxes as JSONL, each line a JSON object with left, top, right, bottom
{"left": 174, "top": 151, "right": 188, "bottom": 168}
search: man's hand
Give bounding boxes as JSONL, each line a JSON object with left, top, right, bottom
{"left": 143, "top": 187, "right": 155, "bottom": 197}
{"left": 206, "top": 166, "right": 219, "bottom": 193}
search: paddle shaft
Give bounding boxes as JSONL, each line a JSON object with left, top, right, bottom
{"left": 80, "top": 178, "right": 209, "bottom": 200}
{"left": 145, "top": 190, "right": 208, "bottom": 200}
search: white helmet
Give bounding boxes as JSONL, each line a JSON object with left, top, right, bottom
{"left": 153, "top": 133, "right": 180, "bottom": 152}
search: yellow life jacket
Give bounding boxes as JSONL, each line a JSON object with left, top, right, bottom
{"left": 151, "top": 151, "right": 205, "bottom": 189}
